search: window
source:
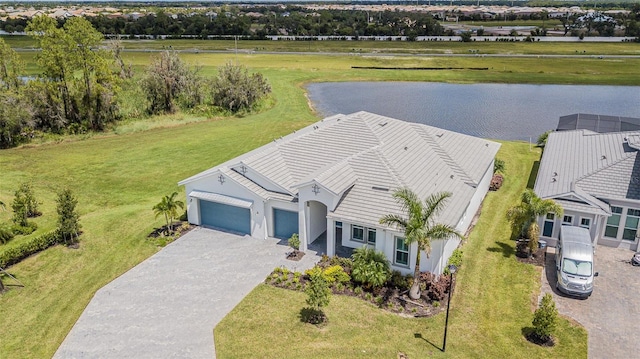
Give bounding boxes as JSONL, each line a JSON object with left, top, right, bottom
{"left": 367, "top": 228, "right": 376, "bottom": 245}
{"left": 562, "top": 215, "right": 573, "bottom": 225}
{"left": 542, "top": 213, "right": 555, "bottom": 237}
{"left": 335, "top": 221, "right": 342, "bottom": 228}
{"left": 623, "top": 208, "right": 640, "bottom": 241}
{"left": 394, "top": 237, "right": 409, "bottom": 266}
{"left": 604, "top": 206, "right": 622, "bottom": 238}
{"left": 351, "top": 225, "right": 364, "bottom": 241}
{"left": 580, "top": 217, "right": 591, "bottom": 230}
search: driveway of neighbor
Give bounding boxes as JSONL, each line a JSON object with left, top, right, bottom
{"left": 541, "top": 246, "right": 640, "bottom": 359}
{"left": 54, "top": 227, "right": 319, "bottom": 359}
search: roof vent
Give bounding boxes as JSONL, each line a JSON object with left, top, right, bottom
{"left": 379, "top": 122, "right": 387, "bottom": 127}
{"left": 404, "top": 146, "right": 408, "bottom": 150}
{"left": 372, "top": 186, "right": 389, "bottom": 191}
{"left": 601, "top": 155, "right": 607, "bottom": 160}
{"left": 450, "top": 175, "right": 454, "bottom": 179}
{"left": 436, "top": 133, "right": 443, "bottom": 138}
{"left": 552, "top": 172, "right": 558, "bottom": 177}
{"left": 552, "top": 178, "right": 557, "bottom": 182}
{"left": 485, "top": 143, "right": 489, "bottom": 147}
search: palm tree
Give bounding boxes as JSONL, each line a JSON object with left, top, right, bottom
{"left": 507, "top": 189, "right": 563, "bottom": 253}
{"left": 153, "top": 192, "right": 185, "bottom": 235}
{"left": 380, "top": 188, "right": 464, "bottom": 300}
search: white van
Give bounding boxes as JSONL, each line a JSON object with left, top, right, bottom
{"left": 555, "top": 226, "right": 598, "bottom": 298}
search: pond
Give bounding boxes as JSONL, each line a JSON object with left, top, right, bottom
{"left": 306, "top": 82, "right": 640, "bottom": 141}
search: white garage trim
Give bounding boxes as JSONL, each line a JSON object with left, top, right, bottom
{"left": 188, "top": 191, "right": 253, "bottom": 209}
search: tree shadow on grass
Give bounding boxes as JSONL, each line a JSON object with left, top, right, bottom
{"left": 413, "top": 332, "right": 442, "bottom": 352}
{"left": 299, "top": 307, "right": 327, "bottom": 327}
{"left": 486, "top": 241, "right": 515, "bottom": 258}
{"left": 526, "top": 160, "right": 540, "bottom": 189}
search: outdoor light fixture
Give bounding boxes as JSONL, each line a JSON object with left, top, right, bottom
{"left": 218, "top": 175, "right": 225, "bottom": 185}
{"left": 312, "top": 184, "right": 320, "bottom": 195}
{"left": 443, "top": 264, "right": 457, "bottom": 352}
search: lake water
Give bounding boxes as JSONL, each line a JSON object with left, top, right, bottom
{"left": 306, "top": 82, "right": 640, "bottom": 141}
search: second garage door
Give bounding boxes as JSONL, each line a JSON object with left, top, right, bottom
{"left": 273, "top": 208, "right": 299, "bottom": 240}
{"left": 200, "top": 200, "right": 251, "bottom": 235}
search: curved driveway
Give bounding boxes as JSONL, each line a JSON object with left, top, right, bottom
{"left": 54, "top": 227, "right": 318, "bottom": 359}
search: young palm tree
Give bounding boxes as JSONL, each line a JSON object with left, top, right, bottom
{"left": 507, "top": 189, "right": 563, "bottom": 252}
{"left": 380, "top": 188, "right": 464, "bottom": 300}
{"left": 153, "top": 192, "right": 185, "bottom": 235}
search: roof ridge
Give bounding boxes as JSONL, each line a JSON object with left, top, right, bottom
{"left": 375, "top": 147, "right": 408, "bottom": 188}
{"left": 412, "top": 125, "right": 476, "bottom": 184}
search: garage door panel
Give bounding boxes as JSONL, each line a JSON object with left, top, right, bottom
{"left": 200, "top": 200, "right": 251, "bottom": 235}
{"left": 274, "top": 208, "right": 298, "bottom": 240}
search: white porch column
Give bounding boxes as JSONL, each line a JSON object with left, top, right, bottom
{"left": 326, "top": 218, "right": 335, "bottom": 257}
{"left": 299, "top": 201, "right": 308, "bottom": 252}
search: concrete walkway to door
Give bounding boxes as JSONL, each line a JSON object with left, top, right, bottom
{"left": 54, "top": 227, "right": 319, "bottom": 359}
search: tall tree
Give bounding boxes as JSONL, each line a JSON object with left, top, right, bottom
{"left": 0, "top": 37, "right": 25, "bottom": 91}
{"left": 56, "top": 188, "right": 81, "bottom": 244}
{"left": 380, "top": 188, "right": 463, "bottom": 300}
{"left": 152, "top": 192, "right": 185, "bottom": 235}
{"left": 507, "top": 189, "right": 563, "bottom": 252}
{"left": 26, "top": 15, "right": 120, "bottom": 131}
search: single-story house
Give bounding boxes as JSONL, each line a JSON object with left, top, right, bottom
{"left": 178, "top": 111, "right": 500, "bottom": 274}
{"left": 534, "top": 129, "right": 640, "bottom": 250}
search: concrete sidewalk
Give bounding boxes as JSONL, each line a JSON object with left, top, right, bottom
{"left": 54, "top": 228, "right": 318, "bottom": 359}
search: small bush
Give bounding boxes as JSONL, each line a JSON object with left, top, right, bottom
{"left": 532, "top": 293, "right": 558, "bottom": 342}
{"left": 444, "top": 249, "right": 463, "bottom": 275}
{"left": 288, "top": 233, "right": 300, "bottom": 250}
{"left": 11, "top": 221, "right": 37, "bottom": 236}
{"left": 388, "top": 270, "right": 411, "bottom": 290}
{"left": 305, "top": 271, "right": 331, "bottom": 312}
{"left": 354, "top": 286, "right": 363, "bottom": 296}
{"left": 0, "top": 223, "right": 15, "bottom": 244}
{"left": 323, "top": 265, "right": 350, "bottom": 284}
{"left": 419, "top": 272, "right": 451, "bottom": 301}
{"left": 351, "top": 246, "right": 391, "bottom": 289}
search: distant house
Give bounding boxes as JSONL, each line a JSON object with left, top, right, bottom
{"left": 179, "top": 112, "right": 500, "bottom": 274}
{"left": 534, "top": 129, "right": 640, "bottom": 250}
{"left": 557, "top": 113, "right": 640, "bottom": 133}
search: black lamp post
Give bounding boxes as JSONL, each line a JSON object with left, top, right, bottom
{"left": 442, "top": 264, "right": 457, "bottom": 352}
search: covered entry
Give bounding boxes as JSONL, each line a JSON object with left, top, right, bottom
{"left": 190, "top": 191, "right": 252, "bottom": 235}
{"left": 273, "top": 208, "right": 298, "bottom": 239}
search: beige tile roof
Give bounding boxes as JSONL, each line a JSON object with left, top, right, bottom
{"left": 180, "top": 112, "right": 500, "bottom": 227}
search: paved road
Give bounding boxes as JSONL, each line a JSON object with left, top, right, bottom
{"left": 54, "top": 227, "right": 318, "bottom": 359}
{"left": 540, "top": 246, "right": 640, "bottom": 359}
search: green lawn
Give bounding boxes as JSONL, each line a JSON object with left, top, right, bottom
{"left": 214, "top": 141, "right": 587, "bottom": 358}
{"left": 0, "top": 42, "right": 620, "bottom": 358}
{"left": 4, "top": 35, "right": 640, "bottom": 56}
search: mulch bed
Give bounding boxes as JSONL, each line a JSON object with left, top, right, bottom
{"left": 516, "top": 244, "right": 546, "bottom": 267}
{"left": 148, "top": 221, "right": 194, "bottom": 238}
{"left": 286, "top": 250, "right": 305, "bottom": 261}
{"left": 267, "top": 264, "right": 451, "bottom": 318}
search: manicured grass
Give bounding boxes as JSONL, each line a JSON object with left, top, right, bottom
{"left": 214, "top": 141, "right": 587, "bottom": 359}
{"left": 0, "top": 40, "right": 612, "bottom": 358}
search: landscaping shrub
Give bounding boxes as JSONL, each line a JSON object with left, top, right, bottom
{"left": 419, "top": 272, "right": 451, "bottom": 301}
{"left": 444, "top": 249, "right": 463, "bottom": 275}
{"left": 0, "top": 230, "right": 60, "bottom": 268}
{"left": 288, "top": 233, "right": 300, "bottom": 250}
{"left": 489, "top": 174, "right": 504, "bottom": 191}
{"left": 531, "top": 293, "right": 558, "bottom": 344}
{"left": 210, "top": 62, "right": 271, "bottom": 113}
{"left": 305, "top": 265, "right": 350, "bottom": 285}
{"left": 11, "top": 221, "right": 37, "bottom": 236}
{"left": 303, "top": 271, "right": 331, "bottom": 324}
{"left": 388, "top": 270, "right": 411, "bottom": 290}
{"left": 0, "top": 223, "right": 15, "bottom": 244}
{"left": 351, "top": 246, "right": 391, "bottom": 289}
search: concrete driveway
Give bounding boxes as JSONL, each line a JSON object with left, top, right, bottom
{"left": 54, "top": 227, "right": 318, "bottom": 359}
{"left": 541, "top": 246, "right": 640, "bottom": 359}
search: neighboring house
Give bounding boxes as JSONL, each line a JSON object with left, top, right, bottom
{"left": 557, "top": 113, "right": 640, "bottom": 133}
{"left": 178, "top": 111, "right": 500, "bottom": 274}
{"left": 534, "top": 129, "right": 640, "bottom": 250}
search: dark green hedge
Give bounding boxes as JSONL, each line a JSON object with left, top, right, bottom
{"left": 0, "top": 230, "right": 60, "bottom": 268}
